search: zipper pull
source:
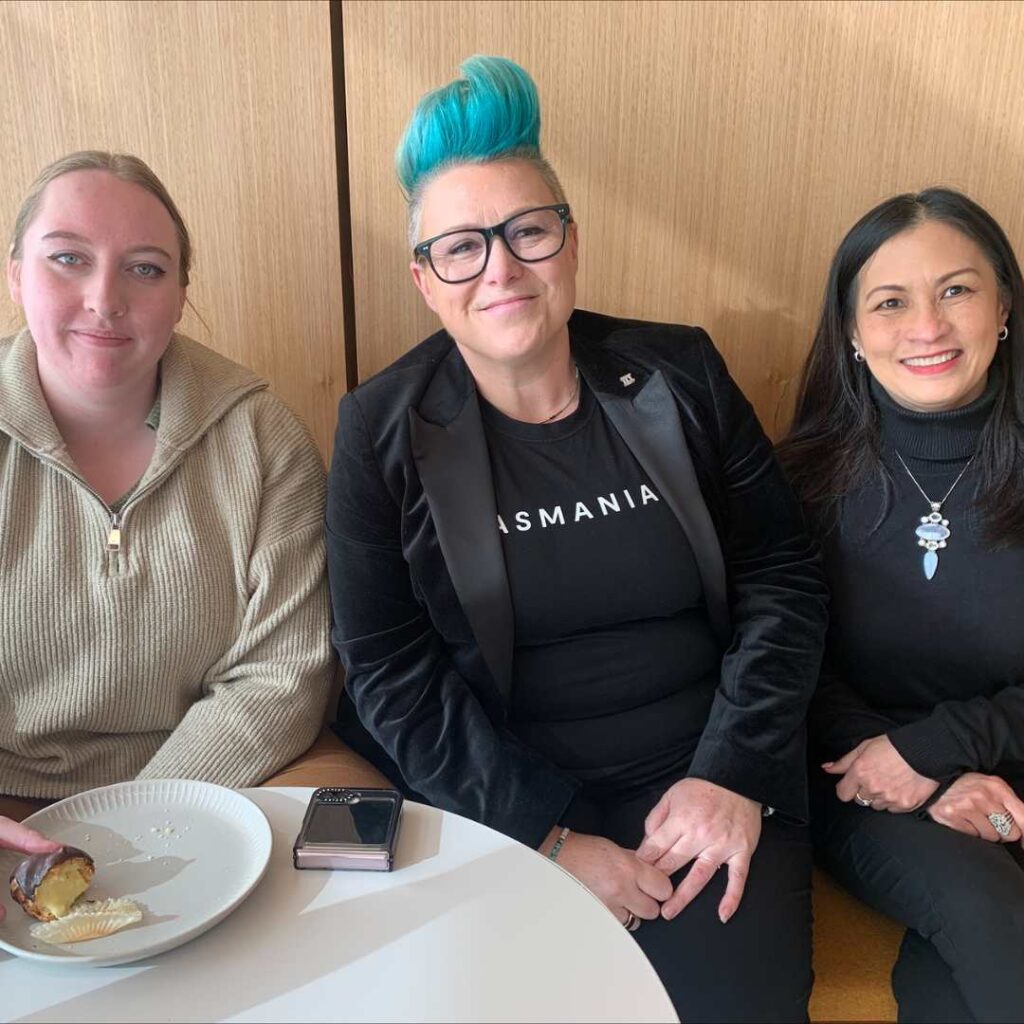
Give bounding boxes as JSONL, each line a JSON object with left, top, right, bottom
{"left": 107, "top": 512, "right": 122, "bottom": 551}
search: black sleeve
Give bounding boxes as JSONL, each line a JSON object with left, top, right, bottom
{"left": 685, "top": 335, "right": 830, "bottom": 823}
{"left": 887, "top": 687, "right": 1024, "bottom": 781}
{"left": 808, "top": 659, "right": 901, "bottom": 764}
{"left": 326, "top": 393, "right": 578, "bottom": 848}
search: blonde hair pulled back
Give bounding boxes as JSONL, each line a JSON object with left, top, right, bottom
{"left": 9, "top": 150, "right": 192, "bottom": 286}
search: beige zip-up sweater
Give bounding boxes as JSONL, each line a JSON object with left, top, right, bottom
{"left": 0, "top": 330, "right": 332, "bottom": 798}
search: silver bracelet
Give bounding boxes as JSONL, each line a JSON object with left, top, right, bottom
{"left": 547, "top": 826, "right": 570, "bottom": 861}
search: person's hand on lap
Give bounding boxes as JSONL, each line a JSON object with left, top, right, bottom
{"left": 824, "top": 735, "right": 939, "bottom": 812}
{"left": 928, "top": 773, "right": 1024, "bottom": 842}
{"left": 636, "top": 778, "right": 762, "bottom": 923}
{"left": 542, "top": 829, "right": 673, "bottom": 927}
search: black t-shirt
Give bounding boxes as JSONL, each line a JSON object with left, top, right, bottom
{"left": 481, "top": 382, "right": 721, "bottom": 795}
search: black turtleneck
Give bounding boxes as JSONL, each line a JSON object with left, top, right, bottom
{"left": 811, "top": 370, "right": 1024, "bottom": 786}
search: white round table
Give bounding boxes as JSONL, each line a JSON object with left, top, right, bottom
{"left": 1, "top": 788, "right": 677, "bottom": 1023}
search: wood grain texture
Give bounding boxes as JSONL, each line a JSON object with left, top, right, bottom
{"left": 342, "top": 0, "right": 1024, "bottom": 438}
{"left": 0, "top": 0, "right": 345, "bottom": 457}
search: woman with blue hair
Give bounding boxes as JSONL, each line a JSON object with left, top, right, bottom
{"left": 328, "top": 56, "right": 827, "bottom": 1020}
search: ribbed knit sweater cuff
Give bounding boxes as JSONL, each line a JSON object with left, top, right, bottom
{"left": 887, "top": 715, "right": 971, "bottom": 782}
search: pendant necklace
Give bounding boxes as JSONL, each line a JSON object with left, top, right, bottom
{"left": 542, "top": 365, "right": 580, "bottom": 423}
{"left": 893, "top": 450, "right": 976, "bottom": 581}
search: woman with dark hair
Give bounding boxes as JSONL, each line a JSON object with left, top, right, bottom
{"left": 779, "top": 188, "right": 1024, "bottom": 1022}
{"left": 329, "top": 56, "right": 827, "bottom": 1021}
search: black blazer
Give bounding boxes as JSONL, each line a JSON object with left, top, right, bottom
{"left": 327, "top": 309, "right": 828, "bottom": 847}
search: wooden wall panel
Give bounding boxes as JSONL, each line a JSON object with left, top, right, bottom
{"left": 0, "top": 0, "right": 345, "bottom": 457}
{"left": 343, "top": 0, "right": 1024, "bottom": 437}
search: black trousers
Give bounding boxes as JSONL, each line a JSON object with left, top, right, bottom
{"left": 811, "top": 774, "right": 1024, "bottom": 1023}
{"left": 565, "top": 782, "right": 814, "bottom": 1023}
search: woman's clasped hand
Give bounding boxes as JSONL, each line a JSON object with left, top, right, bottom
{"left": 545, "top": 829, "right": 673, "bottom": 928}
{"left": 823, "top": 735, "right": 939, "bottom": 812}
{"left": 545, "top": 778, "right": 764, "bottom": 929}
{"left": 636, "top": 779, "right": 762, "bottom": 924}
{"left": 927, "top": 773, "right": 1024, "bottom": 842}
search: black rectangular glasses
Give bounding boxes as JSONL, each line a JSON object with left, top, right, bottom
{"left": 413, "top": 203, "right": 572, "bottom": 284}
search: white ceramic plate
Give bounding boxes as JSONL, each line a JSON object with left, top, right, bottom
{"left": 0, "top": 779, "right": 271, "bottom": 967}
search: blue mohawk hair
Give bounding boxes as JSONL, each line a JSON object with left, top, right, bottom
{"left": 396, "top": 55, "right": 542, "bottom": 197}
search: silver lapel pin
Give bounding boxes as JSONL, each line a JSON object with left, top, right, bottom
{"left": 620, "top": 373, "right": 636, "bottom": 387}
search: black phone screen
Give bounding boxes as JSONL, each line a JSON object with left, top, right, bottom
{"left": 306, "top": 798, "right": 395, "bottom": 845}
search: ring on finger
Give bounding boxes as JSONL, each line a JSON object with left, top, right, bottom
{"left": 988, "top": 809, "right": 1015, "bottom": 839}
{"left": 622, "top": 910, "right": 641, "bottom": 932}
{"left": 854, "top": 792, "right": 874, "bottom": 807}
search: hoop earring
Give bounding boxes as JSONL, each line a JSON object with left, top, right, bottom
{"left": 852, "top": 347, "right": 865, "bottom": 363}
{"left": 998, "top": 326, "right": 1009, "bottom": 341}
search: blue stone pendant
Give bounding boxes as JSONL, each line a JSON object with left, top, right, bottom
{"left": 922, "top": 549, "right": 939, "bottom": 580}
{"left": 916, "top": 503, "right": 949, "bottom": 581}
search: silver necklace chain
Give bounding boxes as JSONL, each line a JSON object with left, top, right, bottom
{"left": 893, "top": 450, "right": 976, "bottom": 581}
{"left": 542, "top": 365, "right": 580, "bottom": 423}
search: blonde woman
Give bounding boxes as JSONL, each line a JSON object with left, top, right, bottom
{"left": 0, "top": 152, "right": 332, "bottom": 823}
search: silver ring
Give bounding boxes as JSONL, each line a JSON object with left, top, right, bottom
{"left": 854, "top": 792, "right": 873, "bottom": 807}
{"left": 623, "top": 911, "right": 641, "bottom": 932}
{"left": 988, "top": 810, "right": 1015, "bottom": 838}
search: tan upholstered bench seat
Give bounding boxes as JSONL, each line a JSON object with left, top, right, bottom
{"left": 810, "top": 867, "right": 902, "bottom": 1022}
{"left": 260, "top": 728, "right": 392, "bottom": 789}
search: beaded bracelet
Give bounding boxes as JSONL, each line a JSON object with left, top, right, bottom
{"left": 548, "top": 826, "right": 570, "bottom": 862}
